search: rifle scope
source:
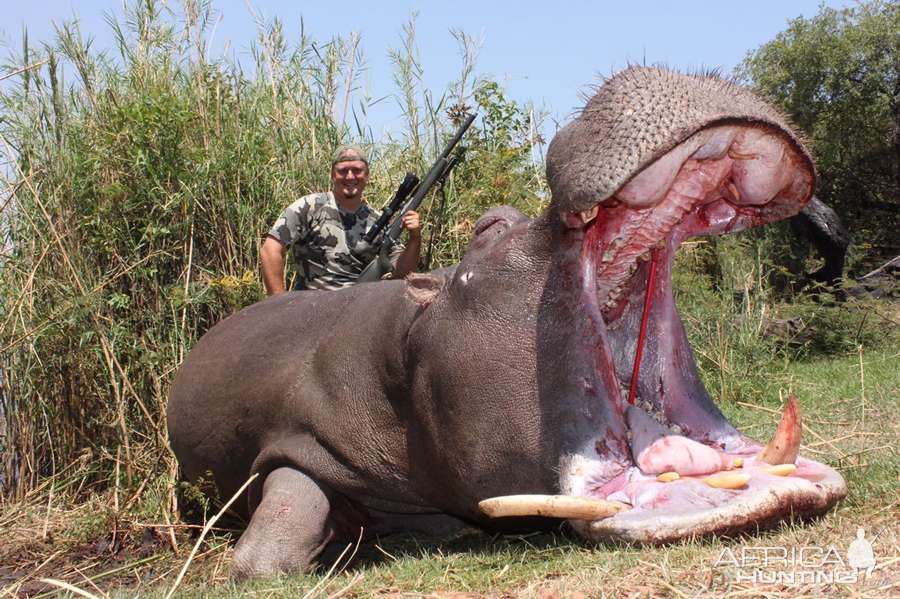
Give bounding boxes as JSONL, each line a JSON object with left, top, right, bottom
{"left": 363, "top": 172, "right": 420, "bottom": 243}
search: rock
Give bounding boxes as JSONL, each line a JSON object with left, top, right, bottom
{"left": 791, "top": 196, "right": 850, "bottom": 287}
{"left": 848, "top": 255, "right": 900, "bottom": 301}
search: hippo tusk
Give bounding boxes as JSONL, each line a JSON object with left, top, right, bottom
{"left": 756, "top": 394, "right": 802, "bottom": 465}
{"left": 478, "top": 494, "right": 630, "bottom": 521}
{"left": 579, "top": 206, "right": 600, "bottom": 224}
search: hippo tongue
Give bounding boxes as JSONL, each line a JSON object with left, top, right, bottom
{"left": 626, "top": 405, "right": 733, "bottom": 476}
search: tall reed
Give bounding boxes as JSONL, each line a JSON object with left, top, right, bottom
{"left": 0, "top": 1, "right": 546, "bottom": 502}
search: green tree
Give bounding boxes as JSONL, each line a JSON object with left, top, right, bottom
{"left": 736, "top": 0, "right": 900, "bottom": 272}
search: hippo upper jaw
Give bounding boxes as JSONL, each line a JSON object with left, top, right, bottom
{"left": 538, "top": 68, "right": 846, "bottom": 543}
{"left": 563, "top": 122, "right": 814, "bottom": 317}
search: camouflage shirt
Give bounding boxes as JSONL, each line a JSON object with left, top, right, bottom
{"left": 266, "top": 192, "right": 405, "bottom": 291}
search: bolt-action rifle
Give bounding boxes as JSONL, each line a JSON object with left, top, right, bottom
{"left": 356, "top": 112, "right": 476, "bottom": 284}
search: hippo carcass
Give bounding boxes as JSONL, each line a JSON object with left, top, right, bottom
{"left": 167, "top": 66, "right": 846, "bottom": 579}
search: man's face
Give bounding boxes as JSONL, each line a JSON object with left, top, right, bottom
{"left": 331, "top": 157, "right": 370, "bottom": 201}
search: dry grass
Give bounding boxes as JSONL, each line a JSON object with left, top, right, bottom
{"left": 1, "top": 497, "right": 897, "bottom": 597}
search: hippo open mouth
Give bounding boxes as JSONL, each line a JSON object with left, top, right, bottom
{"left": 480, "top": 68, "right": 848, "bottom": 542}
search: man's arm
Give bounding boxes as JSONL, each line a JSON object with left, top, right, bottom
{"left": 391, "top": 211, "right": 422, "bottom": 279}
{"left": 261, "top": 236, "right": 290, "bottom": 296}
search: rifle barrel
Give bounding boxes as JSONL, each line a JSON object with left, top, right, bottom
{"left": 384, "top": 114, "right": 477, "bottom": 242}
{"left": 438, "top": 113, "right": 477, "bottom": 161}
{"left": 355, "top": 112, "right": 476, "bottom": 284}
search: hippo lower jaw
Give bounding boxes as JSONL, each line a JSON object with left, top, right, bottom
{"left": 573, "top": 460, "right": 847, "bottom": 544}
{"left": 552, "top": 123, "right": 847, "bottom": 542}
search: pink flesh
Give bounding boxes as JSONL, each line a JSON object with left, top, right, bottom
{"left": 558, "top": 123, "right": 846, "bottom": 538}
{"left": 603, "top": 456, "right": 835, "bottom": 510}
{"left": 590, "top": 126, "right": 810, "bottom": 308}
{"left": 627, "top": 406, "right": 733, "bottom": 476}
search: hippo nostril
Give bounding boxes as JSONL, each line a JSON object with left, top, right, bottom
{"left": 473, "top": 216, "right": 504, "bottom": 236}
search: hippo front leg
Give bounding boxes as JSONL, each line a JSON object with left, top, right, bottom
{"left": 230, "top": 467, "right": 334, "bottom": 579}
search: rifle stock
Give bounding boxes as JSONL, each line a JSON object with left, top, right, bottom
{"left": 356, "top": 113, "right": 476, "bottom": 284}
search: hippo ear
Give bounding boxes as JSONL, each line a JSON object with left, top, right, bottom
{"left": 403, "top": 273, "right": 444, "bottom": 308}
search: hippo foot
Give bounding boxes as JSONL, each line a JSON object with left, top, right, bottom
{"left": 230, "top": 467, "right": 334, "bottom": 580}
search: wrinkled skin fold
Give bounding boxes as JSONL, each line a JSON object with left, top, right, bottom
{"left": 167, "top": 67, "right": 847, "bottom": 579}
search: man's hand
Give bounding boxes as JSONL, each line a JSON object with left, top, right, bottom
{"left": 401, "top": 210, "right": 421, "bottom": 238}
{"left": 392, "top": 211, "right": 423, "bottom": 279}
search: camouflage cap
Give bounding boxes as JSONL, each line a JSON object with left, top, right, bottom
{"left": 332, "top": 144, "right": 369, "bottom": 166}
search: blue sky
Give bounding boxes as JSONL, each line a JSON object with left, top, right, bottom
{"left": 3, "top": 1, "right": 850, "bottom": 141}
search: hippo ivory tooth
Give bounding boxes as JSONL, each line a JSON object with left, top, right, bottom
{"left": 478, "top": 494, "right": 630, "bottom": 520}
{"left": 579, "top": 206, "right": 599, "bottom": 224}
{"left": 728, "top": 148, "right": 759, "bottom": 160}
{"left": 756, "top": 394, "right": 802, "bottom": 465}
{"left": 657, "top": 464, "right": 797, "bottom": 484}
{"left": 758, "top": 464, "right": 797, "bottom": 476}
{"left": 698, "top": 473, "right": 752, "bottom": 488}
{"left": 726, "top": 181, "right": 741, "bottom": 202}
{"left": 656, "top": 471, "right": 751, "bottom": 489}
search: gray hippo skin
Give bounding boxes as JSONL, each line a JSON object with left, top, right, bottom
{"left": 167, "top": 67, "right": 847, "bottom": 579}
